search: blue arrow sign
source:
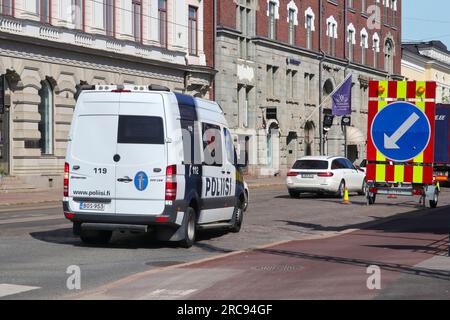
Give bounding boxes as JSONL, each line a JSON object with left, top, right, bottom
{"left": 371, "top": 102, "right": 431, "bottom": 162}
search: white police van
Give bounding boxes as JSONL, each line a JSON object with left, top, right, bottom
{"left": 63, "top": 84, "right": 247, "bottom": 248}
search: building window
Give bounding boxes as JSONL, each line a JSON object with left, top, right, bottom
{"left": 392, "top": 0, "right": 397, "bottom": 26}
{"left": 306, "top": 14, "right": 313, "bottom": 50}
{"left": 286, "top": 69, "right": 297, "bottom": 99}
{"left": 373, "top": 34, "right": 380, "bottom": 69}
{"left": 348, "top": 30, "right": 354, "bottom": 62}
{"left": 361, "top": 30, "right": 368, "bottom": 65}
{"left": 104, "top": 0, "right": 115, "bottom": 36}
{"left": 238, "top": 85, "right": 251, "bottom": 128}
{"left": 132, "top": 0, "right": 142, "bottom": 42}
{"left": 361, "top": 35, "right": 366, "bottom": 65}
{"left": 383, "top": 0, "right": 388, "bottom": 24}
{"left": 385, "top": 39, "right": 394, "bottom": 74}
{"left": 237, "top": 0, "right": 253, "bottom": 60}
{"left": 268, "top": 1, "right": 276, "bottom": 40}
{"left": 0, "top": 0, "right": 13, "bottom": 16}
{"left": 72, "top": 0, "right": 84, "bottom": 30}
{"left": 304, "top": 73, "right": 314, "bottom": 104}
{"left": 327, "top": 20, "right": 336, "bottom": 56}
{"left": 348, "top": 0, "right": 354, "bottom": 9}
{"left": 188, "top": 6, "right": 198, "bottom": 55}
{"left": 288, "top": 8, "right": 295, "bottom": 45}
{"left": 267, "top": 65, "right": 278, "bottom": 98}
{"left": 158, "top": 0, "right": 167, "bottom": 47}
{"left": 39, "top": 0, "right": 51, "bottom": 24}
{"left": 38, "top": 80, "right": 54, "bottom": 155}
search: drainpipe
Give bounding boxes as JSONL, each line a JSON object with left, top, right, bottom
{"left": 318, "top": 0, "right": 324, "bottom": 155}
{"left": 213, "top": 0, "right": 217, "bottom": 101}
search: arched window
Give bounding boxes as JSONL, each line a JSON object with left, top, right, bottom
{"left": 304, "top": 121, "right": 315, "bottom": 156}
{"left": 384, "top": 39, "right": 394, "bottom": 74}
{"left": 38, "top": 80, "right": 54, "bottom": 155}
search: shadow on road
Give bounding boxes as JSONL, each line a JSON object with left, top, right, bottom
{"left": 29, "top": 227, "right": 234, "bottom": 252}
{"left": 276, "top": 204, "right": 450, "bottom": 235}
{"left": 254, "top": 247, "right": 450, "bottom": 281}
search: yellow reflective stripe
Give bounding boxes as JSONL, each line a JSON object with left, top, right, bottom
{"left": 393, "top": 82, "right": 407, "bottom": 183}
{"left": 397, "top": 81, "right": 407, "bottom": 99}
{"left": 379, "top": 80, "right": 388, "bottom": 99}
{"left": 376, "top": 99, "right": 388, "bottom": 181}
{"left": 394, "top": 165, "right": 404, "bottom": 183}
{"left": 413, "top": 83, "right": 426, "bottom": 183}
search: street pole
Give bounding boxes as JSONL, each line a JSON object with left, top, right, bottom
{"left": 318, "top": 0, "right": 324, "bottom": 156}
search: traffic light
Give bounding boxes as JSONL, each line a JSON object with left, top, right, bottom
{"left": 323, "top": 114, "right": 334, "bottom": 134}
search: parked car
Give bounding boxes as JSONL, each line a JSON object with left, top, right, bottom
{"left": 357, "top": 159, "right": 367, "bottom": 173}
{"left": 286, "top": 156, "right": 367, "bottom": 198}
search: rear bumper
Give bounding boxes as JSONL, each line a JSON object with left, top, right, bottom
{"left": 286, "top": 181, "right": 339, "bottom": 194}
{"left": 63, "top": 201, "right": 183, "bottom": 228}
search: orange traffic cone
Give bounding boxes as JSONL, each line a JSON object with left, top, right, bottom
{"left": 341, "top": 188, "right": 351, "bottom": 205}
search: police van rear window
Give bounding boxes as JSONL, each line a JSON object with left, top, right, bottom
{"left": 118, "top": 116, "right": 164, "bottom": 144}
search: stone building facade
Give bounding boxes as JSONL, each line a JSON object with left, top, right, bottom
{"left": 0, "top": 0, "right": 214, "bottom": 187}
{"left": 212, "top": 0, "right": 402, "bottom": 176}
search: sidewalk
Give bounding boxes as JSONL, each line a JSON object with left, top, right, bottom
{"left": 0, "top": 176, "right": 285, "bottom": 207}
{"left": 0, "top": 189, "right": 61, "bottom": 207}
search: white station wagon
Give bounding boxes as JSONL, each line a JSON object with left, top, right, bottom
{"left": 286, "top": 156, "right": 366, "bottom": 198}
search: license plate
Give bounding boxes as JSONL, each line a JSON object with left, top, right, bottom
{"left": 302, "top": 174, "right": 314, "bottom": 179}
{"left": 80, "top": 202, "right": 105, "bottom": 211}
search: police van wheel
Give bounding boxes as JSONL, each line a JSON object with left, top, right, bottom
{"left": 230, "top": 199, "right": 244, "bottom": 233}
{"left": 180, "top": 207, "right": 196, "bottom": 248}
{"left": 80, "top": 230, "right": 112, "bottom": 245}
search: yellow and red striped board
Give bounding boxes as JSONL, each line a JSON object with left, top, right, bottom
{"left": 366, "top": 81, "right": 436, "bottom": 184}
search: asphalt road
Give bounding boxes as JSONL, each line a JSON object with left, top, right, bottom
{"left": 1, "top": 186, "right": 449, "bottom": 299}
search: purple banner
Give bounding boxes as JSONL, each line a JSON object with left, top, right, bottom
{"left": 332, "top": 75, "right": 352, "bottom": 116}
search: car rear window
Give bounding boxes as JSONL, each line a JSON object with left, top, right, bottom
{"left": 292, "top": 160, "right": 329, "bottom": 170}
{"left": 118, "top": 115, "right": 164, "bottom": 144}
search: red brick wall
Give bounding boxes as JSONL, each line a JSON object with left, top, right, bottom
{"left": 216, "top": 0, "right": 402, "bottom": 75}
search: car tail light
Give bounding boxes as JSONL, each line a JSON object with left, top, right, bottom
{"left": 64, "top": 162, "right": 69, "bottom": 197}
{"left": 64, "top": 212, "right": 74, "bottom": 220}
{"left": 156, "top": 216, "right": 170, "bottom": 223}
{"left": 317, "top": 172, "right": 334, "bottom": 177}
{"left": 165, "top": 165, "right": 177, "bottom": 201}
{"left": 287, "top": 171, "right": 299, "bottom": 177}
{"left": 413, "top": 189, "right": 423, "bottom": 196}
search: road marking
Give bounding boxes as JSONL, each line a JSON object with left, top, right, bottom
{"left": 0, "top": 284, "right": 40, "bottom": 298}
{"left": 0, "top": 215, "right": 63, "bottom": 225}
{"left": 384, "top": 112, "right": 420, "bottom": 149}
{"left": 140, "top": 289, "right": 197, "bottom": 300}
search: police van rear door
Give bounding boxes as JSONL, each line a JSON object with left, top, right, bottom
{"left": 115, "top": 92, "right": 167, "bottom": 216}
{"left": 68, "top": 93, "right": 119, "bottom": 214}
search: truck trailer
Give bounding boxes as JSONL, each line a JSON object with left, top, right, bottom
{"left": 434, "top": 104, "right": 450, "bottom": 185}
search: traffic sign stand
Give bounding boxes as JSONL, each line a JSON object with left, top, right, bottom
{"left": 365, "top": 81, "right": 438, "bottom": 208}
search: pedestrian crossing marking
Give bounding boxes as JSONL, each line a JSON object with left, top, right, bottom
{"left": 0, "top": 284, "right": 40, "bottom": 298}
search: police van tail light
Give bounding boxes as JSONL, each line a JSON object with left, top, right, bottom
{"left": 64, "top": 162, "right": 69, "bottom": 197}
{"left": 165, "top": 165, "right": 177, "bottom": 201}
